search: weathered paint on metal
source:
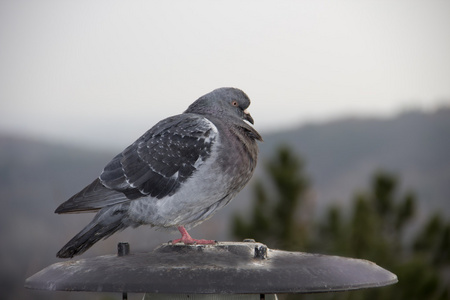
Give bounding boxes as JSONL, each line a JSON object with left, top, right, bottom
{"left": 25, "top": 241, "right": 397, "bottom": 294}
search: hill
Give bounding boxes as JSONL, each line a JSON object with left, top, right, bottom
{"left": 1, "top": 107, "right": 449, "bottom": 299}
{"left": 260, "top": 107, "right": 450, "bottom": 220}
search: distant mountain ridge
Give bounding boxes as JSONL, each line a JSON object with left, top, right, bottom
{"left": 260, "top": 107, "right": 450, "bottom": 218}
{"left": 1, "top": 107, "right": 449, "bottom": 299}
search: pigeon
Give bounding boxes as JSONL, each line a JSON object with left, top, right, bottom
{"left": 55, "top": 87, "right": 262, "bottom": 258}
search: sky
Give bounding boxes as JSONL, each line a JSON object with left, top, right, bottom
{"left": 1, "top": 0, "right": 449, "bottom": 150}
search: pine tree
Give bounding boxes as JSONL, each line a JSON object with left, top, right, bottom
{"left": 232, "top": 148, "right": 450, "bottom": 300}
{"left": 314, "top": 172, "right": 449, "bottom": 300}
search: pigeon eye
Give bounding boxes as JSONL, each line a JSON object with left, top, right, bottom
{"left": 231, "top": 100, "right": 239, "bottom": 107}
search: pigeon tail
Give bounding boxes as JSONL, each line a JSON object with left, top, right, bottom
{"left": 56, "top": 206, "right": 129, "bottom": 258}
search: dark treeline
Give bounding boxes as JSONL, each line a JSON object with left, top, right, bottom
{"left": 233, "top": 146, "right": 450, "bottom": 300}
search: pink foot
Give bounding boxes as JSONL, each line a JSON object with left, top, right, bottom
{"left": 170, "top": 226, "right": 216, "bottom": 245}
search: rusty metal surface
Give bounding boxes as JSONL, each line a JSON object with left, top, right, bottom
{"left": 25, "top": 241, "right": 397, "bottom": 294}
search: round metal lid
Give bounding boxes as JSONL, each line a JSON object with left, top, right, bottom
{"left": 25, "top": 241, "right": 397, "bottom": 294}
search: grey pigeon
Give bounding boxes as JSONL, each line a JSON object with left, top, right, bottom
{"left": 55, "top": 87, "right": 262, "bottom": 258}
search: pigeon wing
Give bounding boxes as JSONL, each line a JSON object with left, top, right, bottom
{"left": 55, "top": 114, "right": 218, "bottom": 213}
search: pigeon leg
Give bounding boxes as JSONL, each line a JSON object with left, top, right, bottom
{"left": 171, "top": 226, "right": 216, "bottom": 245}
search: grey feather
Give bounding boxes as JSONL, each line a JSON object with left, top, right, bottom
{"left": 54, "top": 178, "right": 130, "bottom": 213}
{"left": 56, "top": 205, "right": 129, "bottom": 258}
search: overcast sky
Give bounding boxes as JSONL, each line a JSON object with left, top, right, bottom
{"left": 1, "top": 0, "right": 449, "bottom": 150}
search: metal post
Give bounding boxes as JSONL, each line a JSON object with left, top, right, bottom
{"left": 118, "top": 242, "right": 130, "bottom": 300}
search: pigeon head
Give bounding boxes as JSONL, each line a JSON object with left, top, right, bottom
{"left": 185, "top": 87, "right": 255, "bottom": 125}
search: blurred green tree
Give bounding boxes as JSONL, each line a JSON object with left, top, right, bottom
{"left": 232, "top": 147, "right": 450, "bottom": 300}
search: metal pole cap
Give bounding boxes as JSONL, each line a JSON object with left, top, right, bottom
{"left": 25, "top": 241, "right": 397, "bottom": 294}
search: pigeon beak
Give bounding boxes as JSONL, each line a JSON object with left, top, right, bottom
{"left": 243, "top": 109, "right": 254, "bottom": 124}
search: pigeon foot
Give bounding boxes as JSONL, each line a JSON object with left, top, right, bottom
{"left": 171, "top": 226, "right": 216, "bottom": 245}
